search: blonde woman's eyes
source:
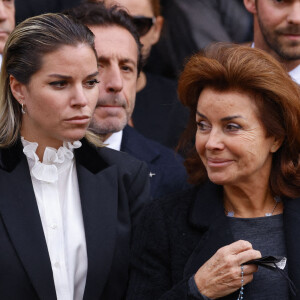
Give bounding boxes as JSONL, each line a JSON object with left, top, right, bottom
{"left": 84, "top": 79, "right": 100, "bottom": 88}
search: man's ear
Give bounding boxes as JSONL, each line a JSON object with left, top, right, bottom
{"left": 244, "top": 0, "right": 257, "bottom": 14}
{"left": 9, "top": 75, "right": 27, "bottom": 105}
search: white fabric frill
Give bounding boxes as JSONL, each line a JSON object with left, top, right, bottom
{"left": 21, "top": 137, "right": 81, "bottom": 183}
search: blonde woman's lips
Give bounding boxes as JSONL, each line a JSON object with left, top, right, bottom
{"left": 64, "top": 116, "right": 90, "bottom": 125}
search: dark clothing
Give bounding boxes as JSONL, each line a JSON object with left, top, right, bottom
{"left": 227, "top": 215, "right": 289, "bottom": 299}
{"left": 0, "top": 138, "right": 150, "bottom": 299}
{"left": 121, "top": 125, "right": 189, "bottom": 199}
{"left": 15, "top": 0, "right": 81, "bottom": 24}
{"left": 132, "top": 72, "right": 189, "bottom": 149}
{"left": 127, "top": 182, "right": 300, "bottom": 300}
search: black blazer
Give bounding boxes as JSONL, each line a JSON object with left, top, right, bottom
{"left": 0, "top": 138, "right": 150, "bottom": 300}
{"left": 127, "top": 182, "right": 300, "bottom": 300}
{"left": 121, "top": 125, "right": 189, "bottom": 199}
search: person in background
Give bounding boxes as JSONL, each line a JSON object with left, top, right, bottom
{"left": 244, "top": 0, "right": 300, "bottom": 84}
{"left": 102, "top": 0, "right": 189, "bottom": 149}
{"left": 67, "top": 1, "right": 189, "bottom": 199}
{"left": 127, "top": 44, "right": 300, "bottom": 299}
{"left": 0, "top": 0, "right": 14, "bottom": 66}
{"left": 0, "top": 13, "right": 150, "bottom": 299}
{"left": 146, "top": 0, "right": 252, "bottom": 79}
{"left": 14, "top": 0, "right": 81, "bottom": 24}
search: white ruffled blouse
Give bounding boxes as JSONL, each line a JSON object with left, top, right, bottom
{"left": 21, "top": 138, "right": 88, "bottom": 300}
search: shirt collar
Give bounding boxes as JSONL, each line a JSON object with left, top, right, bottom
{"left": 104, "top": 130, "right": 123, "bottom": 151}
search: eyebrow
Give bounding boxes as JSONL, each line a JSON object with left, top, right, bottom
{"left": 98, "top": 55, "right": 137, "bottom": 67}
{"left": 196, "top": 111, "right": 243, "bottom": 121}
{"left": 47, "top": 71, "right": 99, "bottom": 79}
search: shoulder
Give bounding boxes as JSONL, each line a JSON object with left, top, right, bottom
{"left": 77, "top": 138, "right": 148, "bottom": 175}
{"left": 122, "top": 126, "right": 184, "bottom": 164}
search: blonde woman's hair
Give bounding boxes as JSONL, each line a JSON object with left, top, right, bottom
{"left": 0, "top": 13, "right": 102, "bottom": 147}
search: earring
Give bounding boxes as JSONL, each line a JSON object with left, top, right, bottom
{"left": 21, "top": 103, "right": 26, "bottom": 114}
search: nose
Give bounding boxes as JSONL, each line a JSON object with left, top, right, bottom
{"left": 287, "top": 2, "right": 300, "bottom": 24}
{"left": 205, "top": 128, "right": 225, "bottom": 151}
{"left": 0, "top": 2, "right": 7, "bottom": 21}
{"left": 103, "top": 65, "right": 123, "bottom": 94}
{"left": 70, "top": 85, "right": 88, "bottom": 107}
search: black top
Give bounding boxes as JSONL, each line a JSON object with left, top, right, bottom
{"left": 132, "top": 72, "right": 189, "bottom": 149}
{"left": 229, "top": 215, "right": 289, "bottom": 299}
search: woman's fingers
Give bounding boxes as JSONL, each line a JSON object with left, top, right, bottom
{"left": 237, "top": 248, "right": 262, "bottom": 265}
{"left": 194, "top": 240, "right": 260, "bottom": 299}
{"left": 242, "top": 264, "right": 258, "bottom": 275}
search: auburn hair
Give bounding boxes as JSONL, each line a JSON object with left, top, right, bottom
{"left": 178, "top": 43, "right": 300, "bottom": 198}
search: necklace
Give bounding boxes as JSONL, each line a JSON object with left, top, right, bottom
{"left": 225, "top": 196, "right": 281, "bottom": 217}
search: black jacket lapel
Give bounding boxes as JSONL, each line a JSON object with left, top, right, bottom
{"left": 76, "top": 141, "right": 119, "bottom": 300}
{"left": 0, "top": 142, "right": 56, "bottom": 300}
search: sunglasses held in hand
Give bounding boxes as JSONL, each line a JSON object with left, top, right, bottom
{"left": 131, "top": 16, "right": 156, "bottom": 36}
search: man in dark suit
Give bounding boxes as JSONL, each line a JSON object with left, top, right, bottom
{"left": 68, "top": 1, "right": 189, "bottom": 199}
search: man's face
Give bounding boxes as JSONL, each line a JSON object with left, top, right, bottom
{"left": 104, "top": 0, "right": 163, "bottom": 58}
{"left": 0, "top": 0, "right": 15, "bottom": 54}
{"left": 254, "top": 0, "right": 300, "bottom": 61}
{"left": 88, "top": 25, "right": 138, "bottom": 138}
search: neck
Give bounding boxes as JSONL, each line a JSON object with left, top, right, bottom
{"left": 223, "top": 184, "right": 282, "bottom": 218}
{"left": 136, "top": 71, "right": 147, "bottom": 92}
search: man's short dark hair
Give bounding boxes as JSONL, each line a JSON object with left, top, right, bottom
{"left": 65, "top": 0, "right": 144, "bottom": 74}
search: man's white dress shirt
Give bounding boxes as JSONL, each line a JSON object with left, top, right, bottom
{"left": 104, "top": 130, "right": 123, "bottom": 151}
{"left": 21, "top": 138, "right": 87, "bottom": 300}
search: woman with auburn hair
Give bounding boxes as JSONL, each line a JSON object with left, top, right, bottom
{"left": 127, "top": 44, "right": 300, "bottom": 299}
{"left": 0, "top": 13, "right": 149, "bottom": 300}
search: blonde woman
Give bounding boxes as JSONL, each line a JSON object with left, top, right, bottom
{"left": 0, "top": 13, "right": 149, "bottom": 300}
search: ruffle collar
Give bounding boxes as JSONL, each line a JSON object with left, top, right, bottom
{"left": 21, "top": 137, "right": 81, "bottom": 183}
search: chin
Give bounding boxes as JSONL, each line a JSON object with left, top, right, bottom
{"left": 62, "top": 131, "right": 87, "bottom": 143}
{"left": 207, "top": 174, "right": 232, "bottom": 186}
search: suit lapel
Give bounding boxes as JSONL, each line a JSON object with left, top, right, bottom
{"left": 0, "top": 144, "right": 56, "bottom": 300}
{"left": 76, "top": 141, "right": 119, "bottom": 300}
{"left": 283, "top": 197, "right": 300, "bottom": 299}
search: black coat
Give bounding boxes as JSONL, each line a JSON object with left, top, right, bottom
{"left": 0, "top": 138, "right": 150, "bottom": 300}
{"left": 127, "top": 182, "right": 300, "bottom": 300}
